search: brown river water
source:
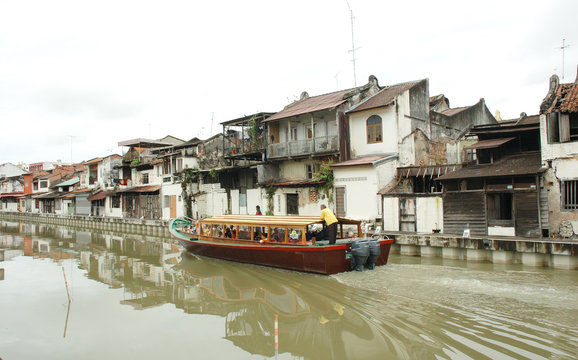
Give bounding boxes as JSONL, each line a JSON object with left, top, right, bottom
{"left": 1, "top": 221, "right": 577, "bottom": 360}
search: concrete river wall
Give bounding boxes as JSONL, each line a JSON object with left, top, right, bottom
{"left": 0, "top": 211, "right": 170, "bottom": 238}
{"left": 389, "top": 232, "right": 578, "bottom": 270}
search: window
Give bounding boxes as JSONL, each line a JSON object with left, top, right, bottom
{"left": 163, "top": 158, "right": 171, "bottom": 175}
{"left": 305, "top": 163, "right": 319, "bottom": 179}
{"left": 366, "top": 115, "right": 383, "bottom": 143}
{"left": 548, "top": 112, "right": 578, "bottom": 143}
{"left": 561, "top": 180, "right": 577, "bottom": 211}
{"left": 487, "top": 193, "right": 513, "bottom": 220}
{"left": 570, "top": 113, "right": 578, "bottom": 141}
{"left": 111, "top": 195, "right": 121, "bottom": 208}
{"left": 142, "top": 173, "right": 149, "bottom": 184}
{"left": 40, "top": 180, "right": 48, "bottom": 188}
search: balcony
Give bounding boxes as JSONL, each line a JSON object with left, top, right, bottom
{"left": 268, "top": 135, "right": 338, "bottom": 159}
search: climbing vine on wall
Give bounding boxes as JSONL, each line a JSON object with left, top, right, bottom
{"left": 248, "top": 115, "right": 262, "bottom": 148}
{"left": 181, "top": 168, "right": 200, "bottom": 218}
{"left": 265, "top": 186, "right": 276, "bottom": 215}
{"left": 313, "top": 161, "right": 334, "bottom": 203}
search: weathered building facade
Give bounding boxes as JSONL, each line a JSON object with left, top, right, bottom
{"left": 539, "top": 72, "right": 578, "bottom": 238}
{"left": 438, "top": 115, "right": 543, "bottom": 237}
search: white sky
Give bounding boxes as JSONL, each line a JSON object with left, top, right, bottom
{"left": 1, "top": 0, "right": 577, "bottom": 165}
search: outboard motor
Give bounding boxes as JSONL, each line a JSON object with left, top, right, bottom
{"left": 350, "top": 240, "right": 370, "bottom": 271}
{"left": 365, "top": 239, "right": 381, "bottom": 270}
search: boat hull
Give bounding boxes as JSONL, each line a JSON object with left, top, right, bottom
{"left": 176, "top": 236, "right": 392, "bottom": 275}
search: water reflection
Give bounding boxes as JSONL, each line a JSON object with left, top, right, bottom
{"left": 1, "top": 220, "right": 577, "bottom": 360}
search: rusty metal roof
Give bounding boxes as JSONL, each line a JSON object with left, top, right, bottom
{"left": 331, "top": 155, "right": 391, "bottom": 167}
{"left": 347, "top": 80, "right": 422, "bottom": 114}
{"left": 437, "top": 152, "right": 543, "bottom": 180}
{"left": 262, "top": 180, "right": 324, "bottom": 187}
{"left": 439, "top": 106, "right": 469, "bottom": 116}
{"left": 220, "top": 112, "right": 275, "bottom": 126}
{"left": 464, "top": 137, "right": 515, "bottom": 150}
{"left": 118, "top": 138, "right": 172, "bottom": 148}
{"left": 0, "top": 192, "right": 24, "bottom": 198}
{"left": 116, "top": 185, "right": 161, "bottom": 193}
{"left": 87, "top": 190, "right": 116, "bottom": 201}
{"left": 263, "top": 89, "right": 353, "bottom": 122}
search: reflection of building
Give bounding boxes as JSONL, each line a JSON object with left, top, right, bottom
{"left": 1, "top": 223, "right": 405, "bottom": 359}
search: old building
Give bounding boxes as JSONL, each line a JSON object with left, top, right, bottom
{"left": 0, "top": 163, "right": 28, "bottom": 212}
{"left": 437, "top": 114, "right": 543, "bottom": 237}
{"left": 539, "top": 71, "right": 578, "bottom": 238}
{"left": 333, "top": 79, "right": 429, "bottom": 222}
{"left": 258, "top": 76, "right": 382, "bottom": 215}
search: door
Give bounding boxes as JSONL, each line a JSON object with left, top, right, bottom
{"left": 399, "top": 198, "right": 416, "bottom": 232}
{"left": 286, "top": 194, "right": 299, "bottom": 215}
{"left": 170, "top": 195, "right": 177, "bottom": 218}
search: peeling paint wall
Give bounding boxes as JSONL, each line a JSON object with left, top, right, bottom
{"left": 539, "top": 114, "right": 578, "bottom": 237}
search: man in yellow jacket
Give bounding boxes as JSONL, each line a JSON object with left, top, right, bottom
{"left": 320, "top": 204, "right": 338, "bottom": 244}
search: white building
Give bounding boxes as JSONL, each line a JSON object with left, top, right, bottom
{"left": 539, "top": 73, "right": 578, "bottom": 238}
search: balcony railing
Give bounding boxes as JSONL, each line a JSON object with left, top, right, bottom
{"left": 225, "top": 138, "right": 265, "bottom": 157}
{"left": 268, "top": 135, "right": 338, "bottom": 158}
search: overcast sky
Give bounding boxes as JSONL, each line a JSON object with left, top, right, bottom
{"left": 1, "top": 0, "right": 576, "bottom": 165}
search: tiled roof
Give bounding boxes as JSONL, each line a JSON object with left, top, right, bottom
{"left": 84, "top": 157, "right": 103, "bottom": 165}
{"left": 554, "top": 83, "right": 578, "bottom": 113}
{"left": 263, "top": 89, "right": 353, "bottom": 122}
{"left": 347, "top": 80, "right": 422, "bottom": 114}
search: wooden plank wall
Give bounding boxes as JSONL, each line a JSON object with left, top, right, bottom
{"left": 514, "top": 192, "right": 540, "bottom": 237}
{"left": 443, "top": 192, "right": 486, "bottom": 235}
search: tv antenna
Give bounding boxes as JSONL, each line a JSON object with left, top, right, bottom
{"left": 346, "top": 1, "right": 360, "bottom": 86}
{"left": 557, "top": 39, "right": 571, "bottom": 80}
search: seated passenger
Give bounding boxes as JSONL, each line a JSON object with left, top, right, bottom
{"left": 224, "top": 226, "right": 232, "bottom": 238}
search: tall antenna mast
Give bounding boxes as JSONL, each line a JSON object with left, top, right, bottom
{"left": 346, "top": 1, "right": 358, "bottom": 86}
{"left": 557, "top": 39, "right": 571, "bottom": 80}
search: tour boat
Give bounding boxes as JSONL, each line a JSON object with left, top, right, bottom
{"left": 169, "top": 215, "right": 394, "bottom": 275}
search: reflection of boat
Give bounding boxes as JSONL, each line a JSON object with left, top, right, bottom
{"left": 169, "top": 215, "right": 393, "bottom": 275}
{"left": 175, "top": 254, "right": 394, "bottom": 359}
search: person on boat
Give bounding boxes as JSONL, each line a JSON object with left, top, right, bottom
{"left": 224, "top": 226, "right": 232, "bottom": 238}
{"left": 232, "top": 229, "right": 237, "bottom": 239}
{"left": 255, "top": 205, "right": 262, "bottom": 215}
{"left": 320, "top": 204, "right": 338, "bottom": 244}
{"left": 271, "top": 228, "right": 281, "bottom": 242}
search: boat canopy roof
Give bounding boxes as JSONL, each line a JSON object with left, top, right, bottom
{"left": 199, "top": 215, "right": 360, "bottom": 227}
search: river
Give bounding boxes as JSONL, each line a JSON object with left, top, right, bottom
{"left": 1, "top": 220, "right": 577, "bottom": 360}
